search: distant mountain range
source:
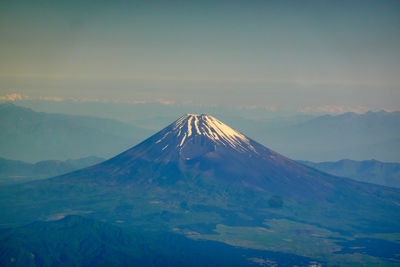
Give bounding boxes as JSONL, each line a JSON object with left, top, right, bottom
{"left": 299, "top": 159, "right": 400, "bottom": 188}
{"left": 2, "top": 114, "right": 399, "bottom": 265}
{"left": 239, "top": 110, "right": 400, "bottom": 162}
{"left": 0, "top": 156, "right": 104, "bottom": 185}
{"left": 0, "top": 103, "right": 153, "bottom": 162}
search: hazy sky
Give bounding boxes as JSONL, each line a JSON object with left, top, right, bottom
{"left": 1, "top": 0, "right": 400, "bottom": 112}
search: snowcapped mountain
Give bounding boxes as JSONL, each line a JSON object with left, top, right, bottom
{"left": 55, "top": 114, "right": 399, "bottom": 203}
{"left": 2, "top": 114, "right": 400, "bottom": 266}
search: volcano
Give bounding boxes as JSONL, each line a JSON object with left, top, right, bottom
{"left": 60, "top": 114, "right": 334, "bottom": 194}
{"left": 2, "top": 114, "right": 400, "bottom": 266}
{"left": 56, "top": 114, "right": 398, "bottom": 201}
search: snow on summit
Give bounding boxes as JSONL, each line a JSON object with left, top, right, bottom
{"left": 156, "top": 114, "right": 257, "bottom": 153}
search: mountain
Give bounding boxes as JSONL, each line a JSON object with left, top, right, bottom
{"left": 0, "top": 103, "right": 153, "bottom": 162}
{"left": 0, "top": 215, "right": 313, "bottom": 267}
{"left": 52, "top": 114, "right": 399, "bottom": 204}
{"left": 299, "top": 159, "right": 400, "bottom": 188}
{"left": 251, "top": 110, "right": 400, "bottom": 162}
{"left": 1, "top": 114, "right": 400, "bottom": 265}
{"left": 0, "top": 156, "right": 105, "bottom": 185}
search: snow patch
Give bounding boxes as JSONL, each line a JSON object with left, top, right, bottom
{"left": 187, "top": 116, "right": 193, "bottom": 136}
{"left": 179, "top": 133, "right": 187, "bottom": 147}
{"left": 194, "top": 115, "right": 200, "bottom": 135}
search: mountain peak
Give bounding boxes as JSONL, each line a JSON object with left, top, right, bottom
{"left": 155, "top": 114, "right": 257, "bottom": 153}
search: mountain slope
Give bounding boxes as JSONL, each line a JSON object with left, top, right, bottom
{"left": 0, "top": 103, "right": 152, "bottom": 162}
{"left": 299, "top": 159, "right": 400, "bottom": 188}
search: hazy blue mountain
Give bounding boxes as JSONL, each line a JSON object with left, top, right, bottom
{"left": 251, "top": 110, "right": 400, "bottom": 162}
{"left": 299, "top": 159, "right": 400, "bottom": 188}
{"left": 0, "top": 215, "right": 313, "bottom": 267}
{"left": 0, "top": 156, "right": 105, "bottom": 185}
{"left": 0, "top": 103, "right": 153, "bottom": 162}
{"left": 1, "top": 114, "right": 399, "bottom": 265}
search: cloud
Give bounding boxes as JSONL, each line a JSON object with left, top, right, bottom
{"left": 236, "top": 105, "right": 278, "bottom": 111}
{"left": 0, "top": 93, "right": 28, "bottom": 101}
{"left": 153, "top": 98, "right": 175, "bottom": 105}
{"left": 1, "top": 93, "right": 394, "bottom": 114}
{"left": 0, "top": 93, "right": 64, "bottom": 102}
{"left": 0, "top": 92, "right": 177, "bottom": 106}
{"left": 299, "top": 105, "right": 394, "bottom": 114}
{"left": 38, "top": 96, "right": 64, "bottom": 102}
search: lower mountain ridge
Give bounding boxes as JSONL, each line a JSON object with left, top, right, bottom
{"left": 299, "top": 159, "right": 400, "bottom": 188}
{"left": 1, "top": 114, "right": 400, "bottom": 266}
{"left": 0, "top": 156, "right": 104, "bottom": 185}
{"left": 0, "top": 215, "right": 314, "bottom": 267}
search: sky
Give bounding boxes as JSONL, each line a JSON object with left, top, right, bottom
{"left": 1, "top": 0, "right": 400, "bottom": 112}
